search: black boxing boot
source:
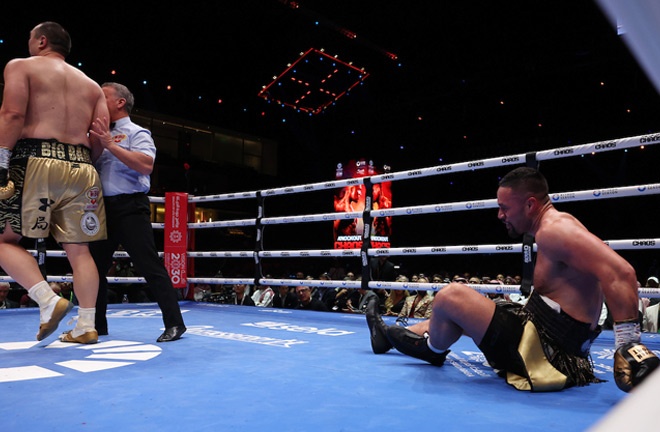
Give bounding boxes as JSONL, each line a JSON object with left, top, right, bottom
{"left": 0, "top": 146, "right": 15, "bottom": 200}
{"left": 386, "top": 326, "right": 449, "bottom": 366}
{"left": 365, "top": 297, "right": 392, "bottom": 354}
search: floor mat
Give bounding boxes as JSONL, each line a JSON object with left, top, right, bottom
{"left": 1, "top": 302, "right": 658, "bottom": 431}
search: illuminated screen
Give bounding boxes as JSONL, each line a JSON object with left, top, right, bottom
{"left": 333, "top": 159, "right": 392, "bottom": 249}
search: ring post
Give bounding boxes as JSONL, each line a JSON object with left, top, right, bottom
{"left": 361, "top": 177, "right": 374, "bottom": 289}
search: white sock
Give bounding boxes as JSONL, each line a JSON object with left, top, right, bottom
{"left": 71, "top": 307, "right": 96, "bottom": 337}
{"left": 427, "top": 337, "right": 448, "bottom": 354}
{"left": 28, "top": 281, "right": 59, "bottom": 323}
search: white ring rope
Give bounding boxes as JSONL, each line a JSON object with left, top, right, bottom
{"left": 261, "top": 211, "right": 363, "bottom": 226}
{"left": 369, "top": 132, "right": 659, "bottom": 185}
{"left": 3, "top": 273, "right": 660, "bottom": 299}
{"left": 168, "top": 181, "right": 660, "bottom": 230}
{"left": 190, "top": 191, "right": 258, "bottom": 203}
{"left": 188, "top": 219, "right": 257, "bottom": 229}
{"left": 372, "top": 183, "right": 660, "bottom": 219}
{"left": 9, "top": 132, "right": 658, "bottom": 302}
{"left": 258, "top": 278, "right": 362, "bottom": 289}
{"left": 369, "top": 239, "right": 660, "bottom": 256}
{"left": 259, "top": 249, "right": 362, "bottom": 258}
{"left": 168, "top": 238, "right": 660, "bottom": 259}
{"left": 206, "top": 134, "right": 658, "bottom": 200}
{"left": 261, "top": 177, "right": 366, "bottom": 197}
{"left": 369, "top": 282, "right": 660, "bottom": 299}
{"left": 0, "top": 275, "right": 147, "bottom": 284}
{"left": 27, "top": 238, "right": 658, "bottom": 261}
{"left": 188, "top": 251, "right": 256, "bottom": 258}
{"left": 148, "top": 193, "right": 259, "bottom": 204}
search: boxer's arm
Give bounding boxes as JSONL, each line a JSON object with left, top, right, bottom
{"left": 0, "top": 60, "right": 28, "bottom": 197}
{"left": 542, "top": 217, "right": 658, "bottom": 391}
{"left": 541, "top": 217, "right": 639, "bottom": 321}
{"left": 0, "top": 59, "right": 29, "bottom": 150}
{"left": 89, "top": 89, "right": 110, "bottom": 162}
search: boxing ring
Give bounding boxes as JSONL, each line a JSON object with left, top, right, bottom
{"left": 2, "top": 132, "right": 660, "bottom": 431}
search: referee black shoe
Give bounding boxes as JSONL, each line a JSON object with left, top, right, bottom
{"left": 157, "top": 325, "right": 186, "bottom": 342}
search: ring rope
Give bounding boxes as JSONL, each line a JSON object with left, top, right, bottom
{"left": 190, "top": 191, "right": 258, "bottom": 203}
{"left": 372, "top": 183, "right": 660, "bottom": 219}
{"left": 261, "top": 211, "right": 363, "bottom": 226}
{"left": 369, "top": 132, "right": 659, "bottom": 185}
{"left": 21, "top": 237, "right": 660, "bottom": 261}
{"left": 149, "top": 194, "right": 260, "bottom": 204}
{"left": 261, "top": 178, "right": 366, "bottom": 197}
{"left": 187, "top": 218, "right": 257, "bottom": 229}
{"left": 3, "top": 274, "right": 660, "bottom": 299}
{"left": 179, "top": 238, "right": 660, "bottom": 259}
{"left": 144, "top": 132, "right": 660, "bottom": 225}
{"left": 258, "top": 278, "right": 362, "bottom": 289}
{"left": 9, "top": 132, "right": 658, "bottom": 302}
{"left": 172, "top": 181, "right": 660, "bottom": 230}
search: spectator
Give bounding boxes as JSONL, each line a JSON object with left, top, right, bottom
{"left": 295, "top": 286, "right": 328, "bottom": 311}
{"left": 327, "top": 258, "right": 346, "bottom": 281}
{"left": 0, "top": 282, "right": 18, "bottom": 309}
{"left": 50, "top": 281, "right": 77, "bottom": 305}
{"left": 398, "top": 277, "right": 433, "bottom": 319}
{"left": 370, "top": 256, "right": 397, "bottom": 282}
{"left": 643, "top": 302, "right": 659, "bottom": 333}
{"left": 385, "top": 276, "right": 409, "bottom": 316}
{"left": 251, "top": 282, "right": 274, "bottom": 307}
{"left": 344, "top": 287, "right": 378, "bottom": 313}
{"left": 317, "top": 272, "right": 336, "bottom": 309}
{"left": 233, "top": 283, "right": 255, "bottom": 306}
{"left": 20, "top": 290, "right": 37, "bottom": 308}
{"left": 646, "top": 276, "right": 659, "bottom": 306}
{"left": 272, "top": 285, "right": 297, "bottom": 309}
{"left": 332, "top": 285, "right": 359, "bottom": 312}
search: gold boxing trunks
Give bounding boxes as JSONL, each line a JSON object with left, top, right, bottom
{"left": 0, "top": 139, "right": 106, "bottom": 243}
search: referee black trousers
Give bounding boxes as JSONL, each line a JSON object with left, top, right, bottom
{"left": 91, "top": 193, "right": 185, "bottom": 332}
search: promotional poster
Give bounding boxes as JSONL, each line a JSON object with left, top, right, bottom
{"left": 333, "top": 160, "right": 392, "bottom": 249}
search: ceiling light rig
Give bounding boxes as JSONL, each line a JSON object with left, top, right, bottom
{"left": 258, "top": 48, "right": 369, "bottom": 115}
{"left": 276, "top": 0, "right": 399, "bottom": 63}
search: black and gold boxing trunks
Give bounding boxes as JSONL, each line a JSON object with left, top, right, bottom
{"left": 479, "top": 290, "right": 602, "bottom": 391}
{"left": 0, "top": 138, "right": 106, "bottom": 243}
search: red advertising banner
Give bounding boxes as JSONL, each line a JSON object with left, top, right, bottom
{"left": 164, "top": 192, "right": 188, "bottom": 287}
{"left": 333, "top": 159, "right": 392, "bottom": 249}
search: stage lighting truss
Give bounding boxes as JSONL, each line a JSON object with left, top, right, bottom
{"left": 258, "top": 48, "right": 369, "bottom": 115}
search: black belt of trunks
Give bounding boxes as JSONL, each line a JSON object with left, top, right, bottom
{"left": 523, "top": 290, "right": 601, "bottom": 357}
{"left": 13, "top": 138, "right": 92, "bottom": 165}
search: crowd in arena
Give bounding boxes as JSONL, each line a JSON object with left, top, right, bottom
{"left": 3, "top": 259, "right": 659, "bottom": 333}
{"left": 190, "top": 264, "right": 660, "bottom": 334}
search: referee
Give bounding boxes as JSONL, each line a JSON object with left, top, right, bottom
{"left": 89, "top": 82, "right": 186, "bottom": 342}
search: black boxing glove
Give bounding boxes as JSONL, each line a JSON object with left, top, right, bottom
{"left": 0, "top": 167, "right": 8, "bottom": 187}
{"left": 614, "top": 342, "right": 660, "bottom": 392}
{"left": 0, "top": 147, "right": 14, "bottom": 199}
